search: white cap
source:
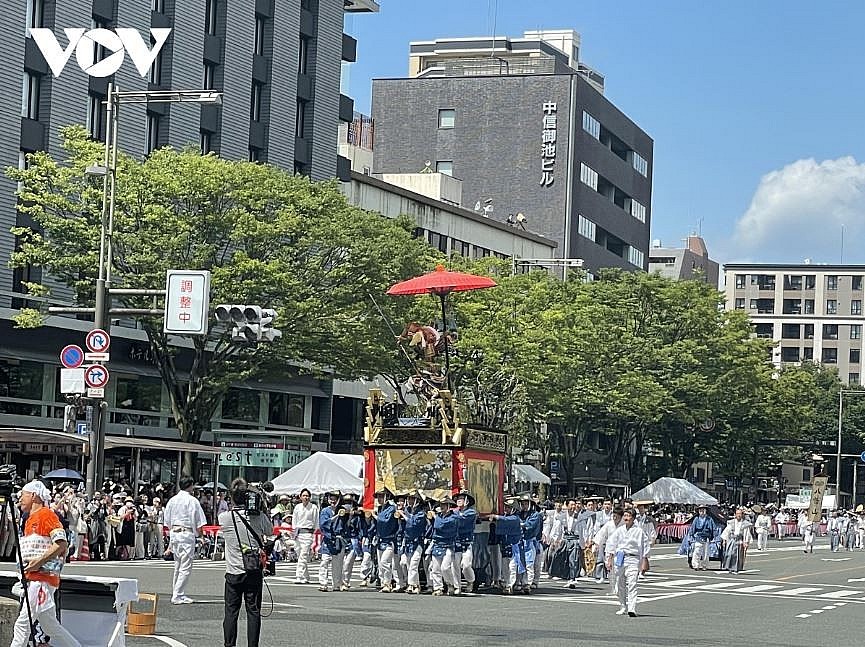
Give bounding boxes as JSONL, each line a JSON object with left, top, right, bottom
{"left": 22, "top": 480, "right": 52, "bottom": 503}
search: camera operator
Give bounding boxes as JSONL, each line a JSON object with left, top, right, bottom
{"left": 219, "top": 478, "right": 274, "bottom": 647}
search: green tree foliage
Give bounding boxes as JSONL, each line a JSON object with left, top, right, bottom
{"left": 7, "top": 126, "right": 437, "bottom": 452}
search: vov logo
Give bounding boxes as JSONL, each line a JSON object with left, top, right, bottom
{"left": 31, "top": 28, "right": 171, "bottom": 78}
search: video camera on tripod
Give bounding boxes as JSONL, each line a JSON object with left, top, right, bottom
{"left": 0, "top": 463, "right": 20, "bottom": 497}
{"left": 242, "top": 481, "right": 274, "bottom": 516}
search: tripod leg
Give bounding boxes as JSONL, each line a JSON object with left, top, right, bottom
{"left": 6, "top": 498, "right": 40, "bottom": 647}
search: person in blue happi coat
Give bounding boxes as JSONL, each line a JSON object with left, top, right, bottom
{"left": 341, "top": 494, "right": 363, "bottom": 589}
{"left": 318, "top": 490, "right": 349, "bottom": 592}
{"left": 429, "top": 495, "right": 460, "bottom": 596}
{"left": 490, "top": 497, "right": 523, "bottom": 594}
{"left": 455, "top": 490, "right": 478, "bottom": 593}
{"left": 374, "top": 488, "right": 399, "bottom": 592}
{"left": 400, "top": 490, "right": 428, "bottom": 594}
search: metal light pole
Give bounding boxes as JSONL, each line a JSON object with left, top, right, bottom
{"left": 83, "top": 87, "right": 222, "bottom": 498}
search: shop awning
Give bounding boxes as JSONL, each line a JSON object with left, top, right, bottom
{"left": 103, "top": 435, "right": 222, "bottom": 455}
{"left": 0, "top": 428, "right": 86, "bottom": 445}
{"left": 512, "top": 463, "right": 551, "bottom": 485}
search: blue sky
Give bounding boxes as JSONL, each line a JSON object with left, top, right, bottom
{"left": 344, "top": 1, "right": 865, "bottom": 267}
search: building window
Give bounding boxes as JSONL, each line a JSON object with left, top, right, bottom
{"left": 629, "top": 199, "right": 646, "bottom": 223}
{"left": 221, "top": 388, "right": 259, "bottom": 422}
{"left": 0, "top": 359, "right": 43, "bottom": 415}
{"left": 580, "top": 163, "right": 598, "bottom": 190}
{"left": 21, "top": 72, "right": 40, "bottom": 120}
{"left": 578, "top": 214, "right": 596, "bottom": 241}
{"left": 298, "top": 36, "right": 310, "bottom": 75}
{"left": 850, "top": 373, "right": 860, "bottom": 385}
{"left": 86, "top": 92, "right": 104, "bottom": 140}
{"left": 784, "top": 275, "right": 802, "bottom": 290}
{"left": 437, "top": 108, "right": 455, "bottom": 129}
{"left": 632, "top": 151, "right": 649, "bottom": 177}
{"left": 116, "top": 376, "right": 162, "bottom": 413}
{"left": 822, "top": 348, "right": 838, "bottom": 364}
{"left": 850, "top": 349, "right": 861, "bottom": 364}
{"left": 250, "top": 82, "right": 263, "bottom": 122}
{"left": 203, "top": 63, "right": 216, "bottom": 90}
{"left": 734, "top": 298, "right": 745, "bottom": 310}
{"left": 826, "top": 299, "right": 837, "bottom": 315}
{"left": 781, "top": 324, "right": 800, "bottom": 339}
{"left": 854, "top": 276, "right": 863, "bottom": 291}
{"left": 200, "top": 130, "right": 212, "bottom": 154}
{"left": 823, "top": 324, "right": 838, "bottom": 340}
{"left": 146, "top": 114, "right": 161, "bottom": 153}
{"left": 852, "top": 324, "right": 862, "bottom": 340}
{"left": 296, "top": 99, "right": 307, "bottom": 136}
{"left": 205, "top": 0, "right": 218, "bottom": 35}
{"left": 803, "top": 347, "right": 813, "bottom": 360}
{"left": 25, "top": 0, "right": 43, "bottom": 36}
{"left": 149, "top": 43, "right": 163, "bottom": 85}
{"left": 804, "top": 274, "right": 816, "bottom": 289}
{"left": 780, "top": 347, "right": 799, "bottom": 362}
{"left": 151, "top": 0, "right": 165, "bottom": 13}
{"left": 783, "top": 299, "right": 802, "bottom": 315}
{"left": 804, "top": 324, "right": 814, "bottom": 339}
{"left": 754, "top": 323, "right": 774, "bottom": 339}
{"left": 827, "top": 275, "right": 838, "bottom": 290}
{"left": 735, "top": 274, "right": 746, "bottom": 289}
{"left": 853, "top": 300, "right": 862, "bottom": 315}
{"left": 254, "top": 15, "right": 266, "bottom": 56}
{"left": 268, "top": 393, "right": 305, "bottom": 427}
{"left": 435, "top": 161, "right": 453, "bottom": 176}
{"left": 249, "top": 147, "right": 262, "bottom": 162}
{"left": 804, "top": 299, "right": 815, "bottom": 314}
{"left": 628, "top": 246, "right": 644, "bottom": 268}
{"left": 582, "top": 111, "right": 600, "bottom": 139}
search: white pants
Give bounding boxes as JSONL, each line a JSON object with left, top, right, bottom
{"left": 406, "top": 545, "right": 424, "bottom": 586}
{"left": 452, "top": 550, "right": 463, "bottom": 589}
{"left": 149, "top": 527, "right": 164, "bottom": 557}
{"left": 294, "top": 532, "right": 313, "bottom": 581}
{"left": 319, "top": 551, "right": 344, "bottom": 588}
{"left": 430, "top": 549, "right": 457, "bottom": 592}
{"left": 510, "top": 553, "right": 534, "bottom": 588}
{"left": 615, "top": 557, "right": 640, "bottom": 613}
{"left": 12, "top": 583, "right": 81, "bottom": 647}
{"left": 461, "top": 545, "right": 476, "bottom": 585}
{"left": 134, "top": 530, "right": 146, "bottom": 559}
{"left": 777, "top": 523, "right": 786, "bottom": 539}
{"left": 343, "top": 547, "right": 359, "bottom": 585}
{"left": 691, "top": 540, "right": 710, "bottom": 569}
{"left": 360, "top": 551, "right": 375, "bottom": 580}
{"left": 858, "top": 528, "right": 865, "bottom": 548}
{"left": 532, "top": 545, "right": 542, "bottom": 584}
{"left": 377, "top": 545, "right": 395, "bottom": 587}
{"left": 393, "top": 551, "right": 407, "bottom": 588}
{"left": 803, "top": 530, "right": 815, "bottom": 549}
{"left": 169, "top": 529, "right": 195, "bottom": 602}
{"left": 756, "top": 529, "right": 768, "bottom": 551}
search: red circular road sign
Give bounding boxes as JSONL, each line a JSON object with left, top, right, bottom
{"left": 85, "top": 328, "right": 111, "bottom": 353}
{"left": 83, "top": 364, "right": 110, "bottom": 389}
{"left": 60, "top": 345, "right": 84, "bottom": 369}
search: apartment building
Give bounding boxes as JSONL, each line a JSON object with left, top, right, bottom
{"left": 724, "top": 264, "right": 865, "bottom": 384}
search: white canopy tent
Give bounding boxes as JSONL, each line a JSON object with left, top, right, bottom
{"left": 512, "top": 463, "right": 551, "bottom": 485}
{"left": 270, "top": 452, "right": 364, "bottom": 496}
{"left": 630, "top": 477, "right": 718, "bottom": 506}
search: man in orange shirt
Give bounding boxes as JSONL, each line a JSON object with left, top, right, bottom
{"left": 11, "top": 480, "right": 81, "bottom": 647}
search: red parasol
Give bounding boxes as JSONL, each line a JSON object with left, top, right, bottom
{"left": 386, "top": 264, "right": 497, "bottom": 296}
{"left": 387, "top": 265, "right": 497, "bottom": 385}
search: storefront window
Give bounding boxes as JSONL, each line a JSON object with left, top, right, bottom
{"left": 268, "top": 393, "right": 305, "bottom": 427}
{"left": 222, "top": 388, "right": 260, "bottom": 422}
{"left": 116, "top": 376, "right": 162, "bottom": 411}
{"left": 0, "top": 359, "right": 43, "bottom": 415}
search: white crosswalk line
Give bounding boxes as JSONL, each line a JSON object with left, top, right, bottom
{"left": 818, "top": 590, "right": 862, "bottom": 598}
{"left": 774, "top": 587, "right": 822, "bottom": 596}
{"left": 731, "top": 584, "right": 782, "bottom": 593}
{"left": 795, "top": 614, "right": 810, "bottom": 618}
{"left": 697, "top": 582, "right": 743, "bottom": 589}
{"left": 650, "top": 578, "right": 703, "bottom": 587}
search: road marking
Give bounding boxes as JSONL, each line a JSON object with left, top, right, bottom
{"left": 774, "top": 587, "right": 822, "bottom": 595}
{"left": 848, "top": 577, "right": 865, "bottom": 582}
{"left": 147, "top": 637, "right": 189, "bottom": 647}
{"left": 650, "top": 578, "right": 703, "bottom": 587}
{"left": 810, "top": 609, "right": 824, "bottom": 614}
{"left": 732, "top": 584, "right": 782, "bottom": 593}
{"left": 795, "top": 613, "right": 810, "bottom": 618}
{"left": 818, "top": 589, "right": 862, "bottom": 598}
{"left": 821, "top": 605, "right": 836, "bottom": 609}
{"left": 821, "top": 558, "right": 851, "bottom": 562}
{"left": 697, "top": 582, "right": 743, "bottom": 589}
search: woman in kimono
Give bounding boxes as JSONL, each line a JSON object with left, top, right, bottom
{"left": 721, "top": 507, "right": 752, "bottom": 573}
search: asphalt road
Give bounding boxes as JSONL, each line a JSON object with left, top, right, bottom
{"left": 4, "top": 537, "right": 863, "bottom": 647}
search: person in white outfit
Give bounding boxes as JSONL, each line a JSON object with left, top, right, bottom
{"left": 798, "top": 513, "right": 816, "bottom": 553}
{"left": 290, "top": 488, "right": 318, "bottom": 584}
{"left": 162, "top": 477, "right": 207, "bottom": 604}
{"left": 774, "top": 509, "right": 788, "bottom": 540}
{"left": 754, "top": 510, "right": 771, "bottom": 551}
{"left": 605, "top": 508, "right": 650, "bottom": 617}
{"left": 588, "top": 507, "right": 622, "bottom": 583}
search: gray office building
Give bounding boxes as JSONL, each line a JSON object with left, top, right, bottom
{"left": 371, "top": 29, "right": 653, "bottom": 274}
{"left": 1, "top": 0, "right": 377, "bottom": 307}
{"left": 648, "top": 235, "right": 719, "bottom": 286}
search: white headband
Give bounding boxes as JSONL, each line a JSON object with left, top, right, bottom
{"left": 22, "top": 480, "right": 52, "bottom": 503}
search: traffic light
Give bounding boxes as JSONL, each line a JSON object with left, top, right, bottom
{"left": 214, "top": 304, "right": 282, "bottom": 343}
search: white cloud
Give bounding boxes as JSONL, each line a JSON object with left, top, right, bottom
{"left": 731, "top": 157, "right": 865, "bottom": 263}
